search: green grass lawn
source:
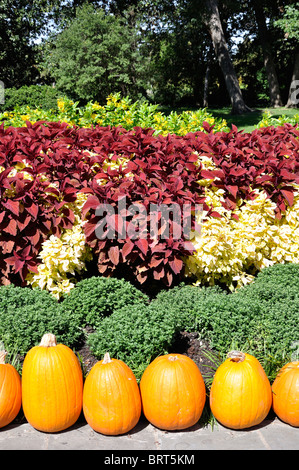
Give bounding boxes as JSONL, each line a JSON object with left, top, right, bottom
{"left": 208, "top": 106, "right": 299, "bottom": 133}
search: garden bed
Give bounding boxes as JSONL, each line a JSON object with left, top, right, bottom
{"left": 77, "top": 328, "right": 217, "bottom": 381}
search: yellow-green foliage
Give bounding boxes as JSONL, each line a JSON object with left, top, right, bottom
{"left": 257, "top": 110, "right": 299, "bottom": 128}
{"left": 0, "top": 93, "right": 229, "bottom": 134}
{"left": 184, "top": 154, "right": 299, "bottom": 290}
{"left": 26, "top": 192, "right": 93, "bottom": 299}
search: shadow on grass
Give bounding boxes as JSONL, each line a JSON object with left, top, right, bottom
{"left": 208, "top": 106, "right": 299, "bottom": 133}
{"left": 207, "top": 107, "right": 264, "bottom": 133}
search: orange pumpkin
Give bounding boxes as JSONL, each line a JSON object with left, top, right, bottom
{"left": 0, "top": 350, "right": 22, "bottom": 428}
{"left": 272, "top": 361, "right": 299, "bottom": 427}
{"left": 140, "top": 353, "right": 206, "bottom": 431}
{"left": 83, "top": 352, "right": 141, "bottom": 435}
{"left": 22, "top": 333, "right": 83, "bottom": 433}
{"left": 209, "top": 350, "right": 272, "bottom": 430}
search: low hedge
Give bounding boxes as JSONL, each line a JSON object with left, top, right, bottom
{"left": 60, "top": 276, "right": 149, "bottom": 329}
{"left": 0, "top": 285, "right": 82, "bottom": 355}
{"left": 87, "top": 302, "right": 183, "bottom": 378}
{"left": 0, "top": 85, "right": 65, "bottom": 112}
{"left": 0, "top": 264, "right": 298, "bottom": 378}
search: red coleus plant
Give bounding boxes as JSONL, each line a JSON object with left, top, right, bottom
{"left": 0, "top": 121, "right": 94, "bottom": 284}
{"left": 81, "top": 127, "right": 210, "bottom": 286}
{"left": 189, "top": 123, "right": 299, "bottom": 217}
{"left": 0, "top": 120, "right": 299, "bottom": 287}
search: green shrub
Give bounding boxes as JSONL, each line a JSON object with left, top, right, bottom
{"left": 0, "top": 284, "right": 56, "bottom": 310}
{"left": 87, "top": 302, "right": 182, "bottom": 378}
{"left": 235, "top": 264, "right": 299, "bottom": 360}
{"left": 153, "top": 283, "right": 226, "bottom": 332}
{"left": 251, "top": 263, "right": 299, "bottom": 290}
{"left": 152, "top": 283, "right": 259, "bottom": 352}
{"left": 0, "top": 285, "right": 82, "bottom": 355}
{"left": 0, "top": 85, "right": 65, "bottom": 112}
{"left": 60, "top": 276, "right": 149, "bottom": 329}
{"left": 152, "top": 272, "right": 299, "bottom": 365}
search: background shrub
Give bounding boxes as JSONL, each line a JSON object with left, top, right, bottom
{"left": 60, "top": 276, "right": 149, "bottom": 329}
{"left": 249, "top": 263, "right": 299, "bottom": 290}
{"left": 0, "top": 85, "right": 65, "bottom": 112}
{"left": 0, "top": 285, "right": 82, "bottom": 355}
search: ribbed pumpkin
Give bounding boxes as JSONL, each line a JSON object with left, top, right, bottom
{"left": 272, "top": 361, "right": 299, "bottom": 427}
{"left": 22, "top": 333, "right": 83, "bottom": 433}
{"left": 83, "top": 352, "right": 141, "bottom": 435}
{"left": 0, "top": 350, "right": 22, "bottom": 428}
{"left": 140, "top": 353, "right": 206, "bottom": 431}
{"left": 210, "top": 351, "right": 272, "bottom": 430}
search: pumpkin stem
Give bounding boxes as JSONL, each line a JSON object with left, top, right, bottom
{"left": 40, "top": 333, "right": 57, "bottom": 347}
{"left": 103, "top": 352, "right": 113, "bottom": 364}
{"left": 0, "top": 350, "right": 7, "bottom": 364}
{"left": 227, "top": 350, "right": 246, "bottom": 363}
{"left": 168, "top": 355, "right": 178, "bottom": 362}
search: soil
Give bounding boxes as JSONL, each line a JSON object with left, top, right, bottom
{"left": 77, "top": 329, "right": 219, "bottom": 383}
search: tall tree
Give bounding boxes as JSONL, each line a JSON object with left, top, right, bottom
{"left": 250, "top": 0, "right": 283, "bottom": 107}
{"left": 203, "top": 0, "right": 252, "bottom": 114}
{"left": 41, "top": 4, "right": 149, "bottom": 103}
{"left": 0, "top": 0, "right": 48, "bottom": 87}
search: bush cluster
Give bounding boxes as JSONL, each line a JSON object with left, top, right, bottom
{"left": 60, "top": 276, "right": 149, "bottom": 329}
{"left": 0, "top": 285, "right": 81, "bottom": 355}
{"left": 0, "top": 264, "right": 298, "bottom": 378}
{"left": 0, "top": 86, "right": 65, "bottom": 112}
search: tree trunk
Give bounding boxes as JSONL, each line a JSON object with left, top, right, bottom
{"left": 251, "top": 0, "right": 283, "bottom": 107}
{"left": 203, "top": 62, "right": 210, "bottom": 108}
{"left": 286, "top": 51, "right": 299, "bottom": 108}
{"left": 203, "top": 0, "right": 252, "bottom": 114}
{"left": 203, "top": 43, "right": 213, "bottom": 107}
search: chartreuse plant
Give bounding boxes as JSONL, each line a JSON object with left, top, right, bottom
{"left": 26, "top": 192, "right": 93, "bottom": 299}
{"left": 0, "top": 93, "right": 229, "bottom": 134}
{"left": 257, "top": 110, "right": 299, "bottom": 129}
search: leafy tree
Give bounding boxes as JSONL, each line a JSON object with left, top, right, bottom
{"left": 0, "top": 0, "right": 47, "bottom": 87}
{"left": 41, "top": 4, "right": 149, "bottom": 103}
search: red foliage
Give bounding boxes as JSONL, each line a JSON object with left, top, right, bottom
{"left": 0, "top": 120, "right": 298, "bottom": 287}
{"left": 188, "top": 123, "right": 299, "bottom": 217}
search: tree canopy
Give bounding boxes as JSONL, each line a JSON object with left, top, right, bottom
{"left": 1, "top": 0, "right": 298, "bottom": 112}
